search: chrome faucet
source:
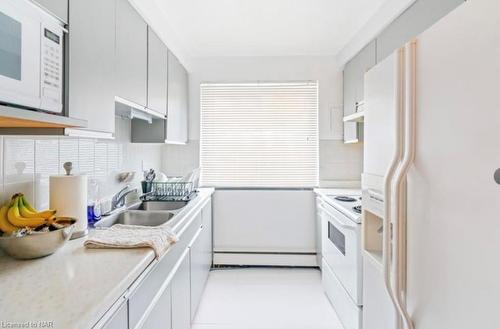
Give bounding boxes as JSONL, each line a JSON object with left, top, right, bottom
{"left": 110, "top": 185, "right": 138, "bottom": 212}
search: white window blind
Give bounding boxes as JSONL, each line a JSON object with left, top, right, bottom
{"left": 200, "top": 82, "right": 319, "bottom": 188}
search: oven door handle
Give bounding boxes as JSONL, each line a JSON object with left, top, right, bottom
{"left": 318, "top": 204, "right": 357, "bottom": 231}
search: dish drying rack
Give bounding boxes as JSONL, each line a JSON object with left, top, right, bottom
{"left": 141, "top": 181, "right": 197, "bottom": 201}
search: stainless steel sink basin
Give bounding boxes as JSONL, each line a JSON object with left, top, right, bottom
{"left": 139, "top": 201, "right": 189, "bottom": 211}
{"left": 95, "top": 210, "right": 174, "bottom": 228}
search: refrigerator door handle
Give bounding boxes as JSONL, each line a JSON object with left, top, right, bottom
{"left": 391, "top": 40, "right": 417, "bottom": 329}
{"left": 383, "top": 46, "right": 406, "bottom": 329}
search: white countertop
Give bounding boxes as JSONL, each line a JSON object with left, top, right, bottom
{"left": 0, "top": 188, "right": 214, "bottom": 329}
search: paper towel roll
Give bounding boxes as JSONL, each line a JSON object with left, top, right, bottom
{"left": 49, "top": 174, "right": 88, "bottom": 239}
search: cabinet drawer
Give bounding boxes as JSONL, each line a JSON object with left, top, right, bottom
{"left": 128, "top": 214, "right": 201, "bottom": 329}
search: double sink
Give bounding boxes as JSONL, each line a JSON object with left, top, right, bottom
{"left": 95, "top": 200, "right": 191, "bottom": 228}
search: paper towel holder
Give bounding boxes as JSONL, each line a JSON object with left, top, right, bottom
{"left": 50, "top": 163, "right": 89, "bottom": 240}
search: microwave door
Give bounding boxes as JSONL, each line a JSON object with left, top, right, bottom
{"left": 0, "top": 0, "right": 41, "bottom": 109}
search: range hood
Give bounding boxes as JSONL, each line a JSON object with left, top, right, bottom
{"left": 115, "top": 96, "right": 165, "bottom": 124}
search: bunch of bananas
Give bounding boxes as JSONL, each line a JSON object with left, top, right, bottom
{"left": 0, "top": 194, "right": 56, "bottom": 234}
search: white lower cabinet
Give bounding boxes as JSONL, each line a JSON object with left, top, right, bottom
{"left": 190, "top": 201, "right": 212, "bottom": 320}
{"left": 100, "top": 196, "right": 213, "bottom": 329}
{"left": 142, "top": 285, "right": 172, "bottom": 329}
{"left": 315, "top": 197, "right": 322, "bottom": 269}
{"left": 172, "top": 249, "right": 192, "bottom": 329}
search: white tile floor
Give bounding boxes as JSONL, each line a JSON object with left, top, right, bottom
{"left": 192, "top": 268, "right": 344, "bottom": 329}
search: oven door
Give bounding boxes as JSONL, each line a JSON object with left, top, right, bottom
{"left": 319, "top": 199, "right": 363, "bottom": 305}
{"left": 0, "top": 0, "right": 41, "bottom": 109}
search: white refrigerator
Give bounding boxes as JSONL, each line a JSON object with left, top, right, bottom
{"left": 362, "top": 0, "right": 500, "bottom": 328}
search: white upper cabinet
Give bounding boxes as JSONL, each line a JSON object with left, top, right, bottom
{"left": 343, "top": 40, "right": 376, "bottom": 143}
{"left": 166, "top": 51, "right": 189, "bottom": 144}
{"left": 147, "top": 27, "right": 168, "bottom": 116}
{"left": 67, "top": 0, "right": 115, "bottom": 135}
{"left": 115, "top": 0, "right": 148, "bottom": 107}
{"left": 131, "top": 50, "right": 189, "bottom": 144}
{"left": 33, "top": 0, "right": 68, "bottom": 23}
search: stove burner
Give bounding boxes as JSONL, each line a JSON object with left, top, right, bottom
{"left": 353, "top": 205, "right": 362, "bottom": 214}
{"left": 334, "top": 196, "right": 357, "bottom": 202}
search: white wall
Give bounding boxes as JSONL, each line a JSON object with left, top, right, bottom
{"left": 214, "top": 189, "right": 316, "bottom": 252}
{"left": 162, "top": 55, "right": 363, "bottom": 186}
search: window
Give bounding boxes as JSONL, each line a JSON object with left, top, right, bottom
{"left": 200, "top": 82, "right": 319, "bottom": 188}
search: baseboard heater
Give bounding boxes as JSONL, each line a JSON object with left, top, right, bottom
{"left": 213, "top": 251, "right": 318, "bottom": 267}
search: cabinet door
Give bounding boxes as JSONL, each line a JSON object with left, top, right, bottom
{"left": 172, "top": 250, "right": 191, "bottom": 329}
{"left": 115, "top": 0, "right": 148, "bottom": 106}
{"left": 189, "top": 227, "right": 204, "bottom": 321}
{"left": 190, "top": 202, "right": 212, "bottom": 320}
{"left": 35, "top": 0, "right": 68, "bottom": 23}
{"left": 355, "top": 40, "right": 376, "bottom": 104}
{"left": 343, "top": 40, "right": 376, "bottom": 143}
{"left": 315, "top": 198, "right": 322, "bottom": 269}
{"left": 142, "top": 285, "right": 172, "bottom": 329}
{"left": 166, "top": 51, "right": 188, "bottom": 144}
{"left": 343, "top": 61, "right": 358, "bottom": 143}
{"left": 68, "top": 0, "right": 115, "bottom": 134}
{"left": 147, "top": 27, "right": 168, "bottom": 115}
{"left": 201, "top": 199, "right": 213, "bottom": 267}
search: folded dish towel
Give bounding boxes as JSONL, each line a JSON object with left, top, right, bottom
{"left": 84, "top": 224, "right": 178, "bottom": 258}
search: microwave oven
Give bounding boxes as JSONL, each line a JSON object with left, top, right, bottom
{"left": 0, "top": 0, "right": 65, "bottom": 114}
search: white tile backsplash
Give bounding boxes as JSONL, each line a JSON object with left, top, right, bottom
{"left": 0, "top": 131, "right": 163, "bottom": 209}
{"left": 4, "top": 138, "right": 35, "bottom": 204}
{"left": 78, "top": 138, "right": 95, "bottom": 177}
{"left": 59, "top": 138, "right": 79, "bottom": 174}
{"left": 94, "top": 141, "right": 108, "bottom": 179}
{"left": 34, "top": 139, "right": 59, "bottom": 209}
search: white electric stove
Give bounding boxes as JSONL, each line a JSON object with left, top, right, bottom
{"left": 315, "top": 189, "right": 363, "bottom": 329}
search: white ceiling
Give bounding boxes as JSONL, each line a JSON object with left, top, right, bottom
{"left": 133, "top": 0, "right": 388, "bottom": 59}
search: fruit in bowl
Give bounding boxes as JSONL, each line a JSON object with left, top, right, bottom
{"left": 0, "top": 194, "right": 76, "bottom": 259}
{"left": 0, "top": 193, "right": 58, "bottom": 235}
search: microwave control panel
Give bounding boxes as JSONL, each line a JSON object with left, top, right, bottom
{"left": 40, "top": 26, "right": 63, "bottom": 113}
